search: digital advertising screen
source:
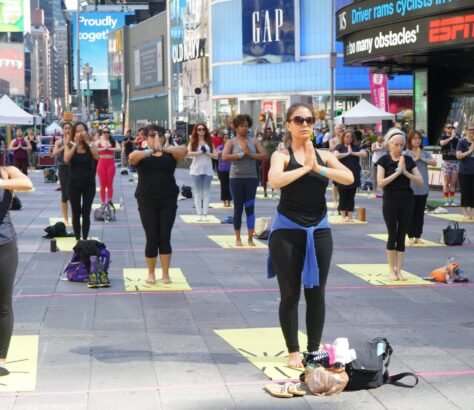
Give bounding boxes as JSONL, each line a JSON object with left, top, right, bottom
{"left": 0, "top": 42, "right": 25, "bottom": 95}
{"left": 0, "top": 0, "right": 24, "bottom": 32}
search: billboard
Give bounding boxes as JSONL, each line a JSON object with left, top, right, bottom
{"left": 134, "top": 41, "right": 164, "bottom": 89}
{"left": 0, "top": 0, "right": 24, "bottom": 32}
{"left": 71, "top": 11, "right": 131, "bottom": 90}
{"left": 0, "top": 42, "right": 24, "bottom": 95}
{"left": 242, "top": 0, "right": 298, "bottom": 64}
{"left": 169, "top": 0, "right": 209, "bottom": 122}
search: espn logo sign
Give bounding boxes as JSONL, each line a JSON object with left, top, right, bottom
{"left": 429, "top": 15, "right": 474, "bottom": 43}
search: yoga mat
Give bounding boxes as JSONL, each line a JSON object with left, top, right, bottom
{"left": 428, "top": 214, "right": 474, "bottom": 223}
{"left": 328, "top": 215, "right": 367, "bottom": 224}
{"left": 123, "top": 268, "right": 191, "bottom": 292}
{"left": 208, "top": 235, "right": 267, "bottom": 249}
{"left": 337, "top": 264, "right": 433, "bottom": 286}
{"left": 256, "top": 194, "right": 279, "bottom": 200}
{"left": 0, "top": 335, "right": 39, "bottom": 392}
{"left": 215, "top": 328, "right": 307, "bottom": 380}
{"left": 180, "top": 215, "right": 221, "bottom": 224}
{"left": 211, "top": 181, "right": 220, "bottom": 186}
{"left": 368, "top": 234, "right": 443, "bottom": 247}
{"left": 55, "top": 237, "right": 100, "bottom": 252}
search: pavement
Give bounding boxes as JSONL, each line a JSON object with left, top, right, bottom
{"left": 1, "top": 165, "right": 474, "bottom": 410}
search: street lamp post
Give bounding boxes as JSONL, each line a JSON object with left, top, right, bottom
{"left": 82, "top": 63, "right": 94, "bottom": 124}
{"left": 76, "top": 0, "right": 81, "bottom": 112}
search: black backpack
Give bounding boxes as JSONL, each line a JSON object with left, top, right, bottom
{"left": 181, "top": 185, "right": 192, "bottom": 198}
{"left": 10, "top": 195, "right": 22, "bottom": 210}
{"left": 345, "top": 338, "right": 418, "bottom": 391}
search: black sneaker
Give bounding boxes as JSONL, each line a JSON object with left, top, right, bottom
{"left": 87, "top": 272, "right": 100, "bottom": 288}
{"left": 99, "top": 271, "right": 111, "bottom": 288}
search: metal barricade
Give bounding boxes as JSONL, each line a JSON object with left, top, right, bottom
{"left": 359, "top": 149, "right": 373, "bottom": 192}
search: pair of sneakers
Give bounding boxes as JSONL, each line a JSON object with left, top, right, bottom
{"left": 87, "top": 271, "right": 111, "bottom": 288}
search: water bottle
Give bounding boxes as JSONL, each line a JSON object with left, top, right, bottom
{"left": 50, "top": 239, "right": 57, "bottom": 252}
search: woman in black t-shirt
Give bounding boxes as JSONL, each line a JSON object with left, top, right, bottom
{"left": 377, "top": 128, "right": 423, "bottom": 281}
{"left": 439, "top": 122, "right": 461, "bottom": 206}
{"left": 334, "top": 130, "right": 367, "bottom": 222}
{"left": 129, "top": 125, "right": 188, "bottom": 285}
{"left": 456, "top": 125, "right": 474, "bottom": 220}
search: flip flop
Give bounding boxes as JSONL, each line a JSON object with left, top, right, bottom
{"left": 264, "top": 383, "right": 293, "bottom": 398}
{"left": 286, "top": 382, "right": 306, "bottom": 396}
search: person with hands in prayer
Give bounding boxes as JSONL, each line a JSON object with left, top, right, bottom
{"left": 267, "top": 103, "right": 353, "bottom": 369}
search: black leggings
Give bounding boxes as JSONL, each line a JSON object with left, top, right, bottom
{"left": 58, "top": 165, "right": 70, "bottom": 203}
{"left": 459, "top": 173, "right": 474, "bottom": 208}
{"left": 217, "top": 170, "right": 232, "bottom": 201}
{"left": 68, "top": 184, "right": 96, "bottom": 240}
{"left": 338, "top": 188, "right": 357, "bottom": 212}
{"left": 229, "top": 178, "right": 258, "bottom": 230}
{"left": 383, "top": 194, "right": 414, "bottom": 251}
{"left": 269, "top": 228, "right": 333, "bottom": 353}
{"left": 407, "top": 194, "right": 428, "bottom": 238}
{"left": 138, "top": 197, "right": 177, "bottom": 257}
{"left": 0, "top": 240, "right": 18, "bottom": 358}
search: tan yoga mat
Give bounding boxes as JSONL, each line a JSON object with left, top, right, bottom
{"left": 337, "top": 264, "right": 433, "bottom": 286}
{"left": 368, "top": 234, "right": 443, "bottom": 247}
{"left": 328, "top": 215, "right": 367, "bottom": 224}
{"left": 428, "top": 213, "right": 474, "bottom": 223}
{"left": 123, "top": 268, "right": 191, "bottom": 292}
{"left": 208, "top": 235, "right": 267, "bottom": 249}
{"left": 215, "top": 328, "right": 307, "bottom": 380}
{"left": 209, "top": 202, "right": 234, "bottom": 209}
{"left": 180, "top": 215, "right": 221, "bottom": 224}
{"left": 0, "top": 335, "right": 39, "bottom": 392}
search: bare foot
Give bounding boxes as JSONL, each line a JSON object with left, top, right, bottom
{"left": 287, "top": 352, "right": 304, "bottom": 369}
{"left": 415, "top": 238, "right": 424, "bottom": 244}
{"left": 159, "top": 277, "right": 172, "bottom": 284}
{"left": 397, "top": 273, "right": 407, "bottom": 281}
{"left": 146, "top": 274, "right": 156, "bottom": 284}
{"left": 388, "top": 271, "right": 399, "bottom": 281}
{"left": 247, "top": 239, "right": 256, "bottom": 247}
{"left": 235, "top": 239, "right": 243, "bottom": 246}
{"left": 408, "top": 238, "right": 415, "bottom": 246}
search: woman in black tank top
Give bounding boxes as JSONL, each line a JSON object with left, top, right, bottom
{"left": 268, "top": 103, "right": 353, "bottom": 369}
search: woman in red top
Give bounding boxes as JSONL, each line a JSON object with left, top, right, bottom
{"left": 95, "top": 128, "right": 121, "bottom": 206}
{"left": 9, "top": 129, "right": 32, "bottom": 175}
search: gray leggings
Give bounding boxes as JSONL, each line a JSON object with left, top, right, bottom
{"left": 0, "top": 240, "right": 18, "bottom": 358}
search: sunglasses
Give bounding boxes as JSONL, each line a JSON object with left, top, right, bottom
{"left": 290, "top": 116, "right": 316, "bottom": 126}
{"left": 197, "top": 127, "right": 206, "bottom": 131}
{"left": 102, "top": 130, "right": 110, "bottom": 134}
{"left": 446, "top": 126, "right": 453, "bottom": 129}
{"left": 468, "top": 129, "right": 474, "bottom": 131}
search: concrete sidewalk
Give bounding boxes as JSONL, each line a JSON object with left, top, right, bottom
{"left": 1, "top": 167, "right": 473, "bottom": 409}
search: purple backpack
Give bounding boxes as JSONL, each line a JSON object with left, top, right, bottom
{"left": 64, "top": 248, "right": 111, "bottom": 282}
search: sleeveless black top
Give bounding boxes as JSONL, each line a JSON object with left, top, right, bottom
{"left": 0, "top": 187, "right": 15, "bottom": 246}
{"left": 135, "top": 153, "right": 179, "bottom": 200}
{"left": 278, "top": 148, "right": 329, "bottom": 227}
{"left": 68, "top": 149, "right": 95, "bottom": 188}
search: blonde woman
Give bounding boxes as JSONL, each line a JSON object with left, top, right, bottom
{"left": 267, "top": 103, "right": 353, "bottom": 368}
{"left": 377, "top": 129, "right": 423, "bottom": 281}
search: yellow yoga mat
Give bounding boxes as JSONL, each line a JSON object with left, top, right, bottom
{"left": 123, "top": 268, "right": 191, "bottom": 292}
{"left": 180, "top": 214, "right": 221, "bottom": 224}
{"left": 0, "top": 335, "right": 39, "bottom": 392}
{"left": 368, "top": 234, "right": 443, "bottom": 247}
{"left": 429, "top": 213, "right": 474, "bottom": 223}
{"left": 208, "top": 235, "right": 267, "bottom": 249}
{"left": 328, "top": 215, "right": 367, "bottom": 224}
{"left": 211, "top": 180, "right": 220, "bottom": 186}
{"left": 215, "top": 328, "right": 307, "bottom": 380}
{"left": 256, "top": 194, "right": 279, "bottom": 200}
{"left": 55, "top": 237, "right": 100, "bottom": 252}
{"left": 209, "top": 202, "right": 234, "bottom": 209}
{"left": 326, "top": 201, "right": 338, "bottom": 209}
{"left": 337, "top": 264, "right": 433, "bottom": 286}
{"left": 48, "top": 217, "right": 72, "bottom": 227}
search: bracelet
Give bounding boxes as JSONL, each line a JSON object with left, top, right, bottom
{"left": 145, "top": 149, "right": 151, "bottom": 157}
{"left": 320, "top": 166, "right": 327, "bottom": 177}
{"left": 239, "top": 152, "right": 244, "bottom": 158}
{"left": 395, "top": 167, "right": 403, "bottom": 174}
{"left": 71, "top": 142, "right": 77, "bottom": 148}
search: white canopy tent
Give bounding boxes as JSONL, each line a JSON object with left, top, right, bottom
{"left": 334, "top": 99, "right": 395, "bottom": 125}
{"left": 0, "top": 95, "right": 41, "bottom": 125}
{"left": 45, "top": 122, "right": 62, "bottom": 135}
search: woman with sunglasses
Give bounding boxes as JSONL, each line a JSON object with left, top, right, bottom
{"left": 267, "top": 103, "right": 353, "bottom": 368}
{"left": 377, "top": 129, "right": 423, "bottom": 281}
{"left": 96, "top": 128, "right": 121, "bottom": 207}
{"left": 187, "top": 124, "right": 216, "bottom": 221}
{"left": 404, "top": 130, "right": 437, "bottom": 244}
{"left": 334, "top": 130, "right": 367, "bottom": 222}
{"left": 64, "top": 122, "right": 100, "bottom": 242}
{"left": 129, "top": 125, "right": 188, "bottom": 284}
{"left": 0, "top": 165, "right": 33, "bottom": 377}
{"left": 52, "top": 122, "right": 73, "bottom": 224}
{"left": 440, "top": 122, "right": 460, "bottom": 206}
{"left": 222, "top": 114, "right": 268, "bottom": 246}
{"left": 456, "top": 124, "right": 474, "bottom": 221}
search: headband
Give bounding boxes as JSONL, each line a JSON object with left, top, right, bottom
{"left": 387, "top": 132, "right": 405, "bottom": 141}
